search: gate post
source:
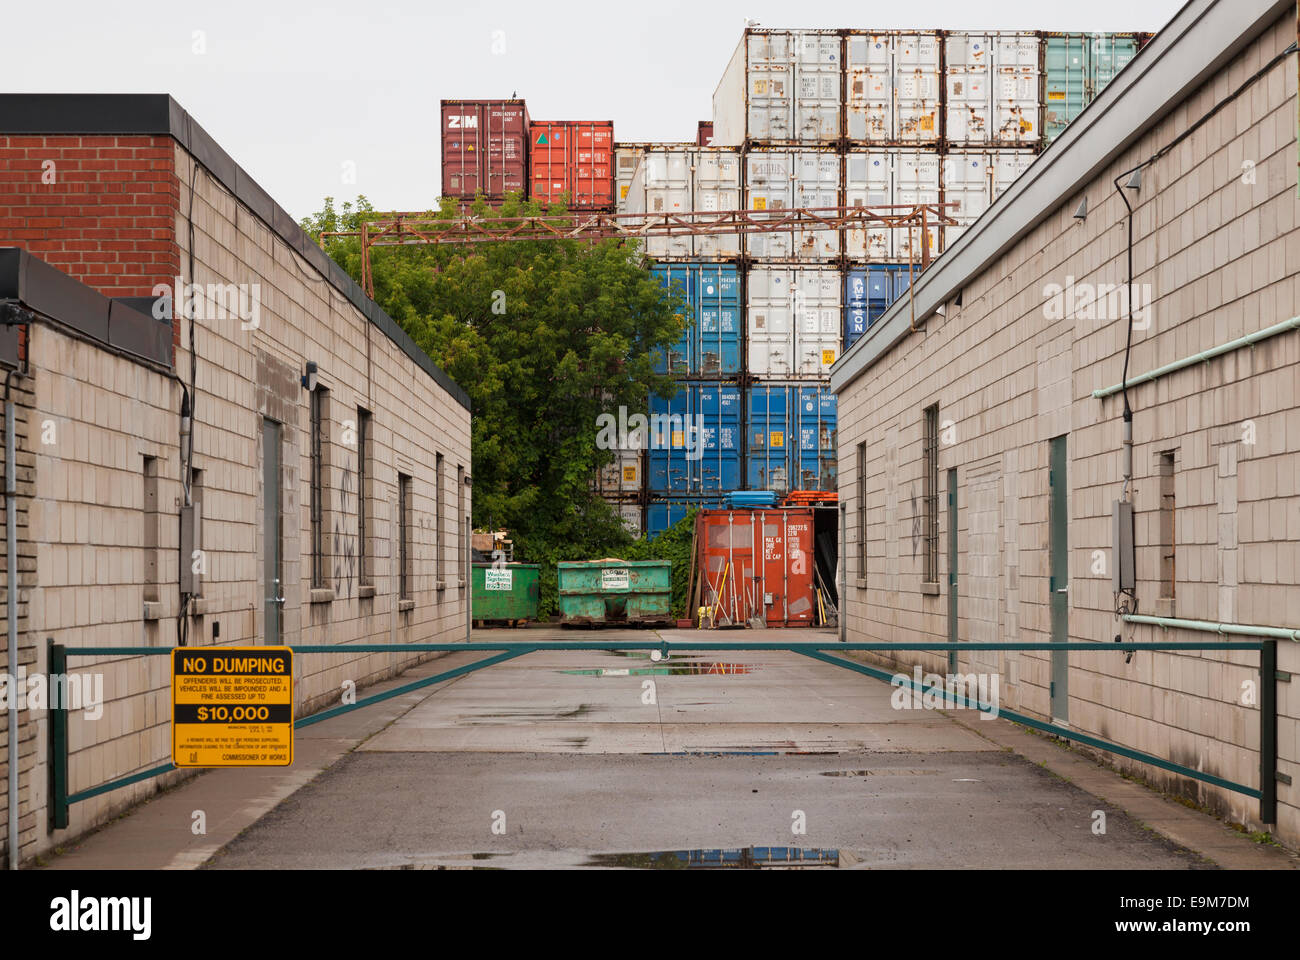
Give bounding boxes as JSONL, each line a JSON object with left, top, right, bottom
{"left": 48, "top": 638, "right": 69, "bottom": 831}
{"left": 1260, "top": 638, "right": 1277, "bottom": 825}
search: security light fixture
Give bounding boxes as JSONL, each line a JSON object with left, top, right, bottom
{"left": 1125, "top": 168, "right": 1142, "bottom": 191}
{"left": 179, "top": 391, "right": 193, "bottom": 475}
{"left": 1073, "top": 196, "right": 1088, "bottom": 221}
{"left": 302, "top": 361, "right": 318, "bottom": 392}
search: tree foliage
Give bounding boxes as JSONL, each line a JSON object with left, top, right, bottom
{"left": 300, "top": 194, "right": 689, "bottom": 615}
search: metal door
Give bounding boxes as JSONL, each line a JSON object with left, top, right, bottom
{"left": 263, "top": 417, "right": 284, "bottom": 644}
{"left": 1049, "top": 435, "right": 1069, "bottom": 721}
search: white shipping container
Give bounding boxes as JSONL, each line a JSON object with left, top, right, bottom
{"left": 894, "top": 150, "right": 942, "bottom": 261}
{"left": 991, "top": 149, "right": 1035, "bottom": 194}
{"left": 713, "top": 30, "right": 842, "bottom": 145}
{"left": 613, "top": 498, "right": 643, "bottom": 537}
{"left": 616, "top": 145, "right": 647, "bottom": 213}
{"left": 843, "top": 151, "right": 891, "bottom": 259}
{"left": 945, "top": 32, "right": 1041, "bottom": 145}
{"left": 994, "top": 34, "right": 1041, "bottom": 144}
{"left": 745, "top": 149, "right": 841, "bottom": 260}
{"left": 596, "top": 445, "right": 642, "bottom": 496}
{"left": 624, "top": 146, "right": 742, "bottom": 258}
{"left": 845, "top": 33, "right": 892, "bottom": 141}
{"left": 941, "top": 149, "right": 1036, "bottom": 248}
{"left": 747, "top": 267, "right": 841, "bottom": 378}
{"left": 893, "top": 33, "right": 941, "bottom": 144}
{"left": 844, "top": 149, "right": 940, "bottom": 260}
{"left": 944, "top": 32, "right": 993, "bottom": 142}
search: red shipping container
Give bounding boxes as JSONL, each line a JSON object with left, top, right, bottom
{"left": 441, "top": 99, "right": 530, "bottom": 201}
{"left": 529, "top": 120, "right": 615, "bottom": 211}
{"left": 697, "top": 120, "right": 715, "bottom": 146}
{"left": 696, "top": 508, "right": 816, "bottom": 628}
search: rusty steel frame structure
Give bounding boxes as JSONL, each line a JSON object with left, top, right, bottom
{"left": 319, "top": 203, "right": 958, "bottom": 299}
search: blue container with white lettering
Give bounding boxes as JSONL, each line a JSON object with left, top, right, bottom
{"left": 652, "top": 263, "right": 742, "bottom": 377}
{"left": 745, "top": 383, "right": 838, "bottom": 494}
{"left": 844, "top": 265, "right": 913, "bottom": 349}
{"left": 646, "top": 381, "right": 742, "bottom": 495}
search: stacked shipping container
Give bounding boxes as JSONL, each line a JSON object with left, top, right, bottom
{"left": 444, "top": 28, "right": 1148, "bottom": 536}
{"left": 1042, "top": 33, "right": 1144, "bottom": 143}
{"left": 440, "top": 99, "right": 531, "bottom": 201}
{"left": 528, "top": 120, "right": 616, "bottom": 210}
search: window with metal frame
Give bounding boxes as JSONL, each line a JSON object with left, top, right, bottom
{"left": 398, "top": 472, "right": 412, "bottom": 600}
{"left": 457, "top": 464, "right": 466, "bottom": 586}
{"left": 856, "top": 442, "right": 867, "bottom": 582}
{"left": 1159, "top": 451, "right": 1176, "bottom": 600}
{"left": 435, "top": 453, "right": 445, "bottom": 589}
{"left": 310, "top": 386, "right": 329, "bottom": 589}
{"left": 357, "top": 408, "right": 371, "bottom": 588}
{"left": 923, "top": 404, "right": 939, "bottom": 586}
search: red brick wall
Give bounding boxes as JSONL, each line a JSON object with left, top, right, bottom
{"left": 0, "top": 134, "right": 180, "bottom": 295}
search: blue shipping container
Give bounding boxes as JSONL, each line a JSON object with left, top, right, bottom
{"left": 844, "top": 265, "right": 913, "bottom": 349}
{"left": 652, "top": 264, "right": 742, "bottom": 377}
{"left": 746, "top": 384, "right": 791, "bottom": 495}
{"left": 793, "top": 385, "right": 837, "bottom": 491}
{"left": 647, "top": 382, "right": 742, "bottom": 494}
{"left": 646, "top": 498, "right": 721, "bottom": 539}
{"left": 746, "top": 384, "right": 838, "bottom": 494}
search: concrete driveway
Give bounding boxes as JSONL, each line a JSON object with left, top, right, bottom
{"left": 202, "top": 629, "right": 1214, "bottom": 870}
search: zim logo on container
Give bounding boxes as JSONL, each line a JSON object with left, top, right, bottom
{"left": 447, "top": 115, "right": 479, "bottom": 129}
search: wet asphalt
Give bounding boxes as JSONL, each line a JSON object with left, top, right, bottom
{"left": 204, "top": 632, "right": 1213, "bottom": 869}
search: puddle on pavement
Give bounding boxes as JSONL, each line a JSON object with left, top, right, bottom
{"left": 562, "top": 660, "right": 754, "bottom": 677}
{"left": 585, "top": 847, "right": 841, "bottom": 869}
{"left": 821, "top": 769, "right": 941, "bottom": 777}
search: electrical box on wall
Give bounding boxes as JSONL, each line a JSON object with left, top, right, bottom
{"left": 179, "top": 503, "right": 202, "bottom": 595}
{"left": 1112, "top": 499, "right": 1135, "bottom": 593}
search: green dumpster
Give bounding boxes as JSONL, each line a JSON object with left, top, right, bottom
{"left": 557, "top": 559, "right": 673, "bottom": 627}
{"left": 472, "top": 563, "right": 540, "bottom": 626}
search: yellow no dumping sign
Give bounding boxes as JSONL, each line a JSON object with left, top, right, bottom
{"left": 172, "top": 647, "right": 294, "bottom": 767}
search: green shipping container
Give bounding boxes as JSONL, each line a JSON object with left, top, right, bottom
{"left": 557, "top": 560, "right": 673, "bottom": 626}
{"left": 472, "top": 563, "right": 541, "bottom": 625}
{"left": 1043, "top": 33, "right": 1140, "bottom": 144}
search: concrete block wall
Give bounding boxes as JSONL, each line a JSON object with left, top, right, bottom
{"left": 837, "top": 12, "right": 1299, "bottom": 843}
{"left": 1, "top": 129, "right": 471, "bottom": 865}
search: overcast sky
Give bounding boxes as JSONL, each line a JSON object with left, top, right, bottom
{"left": 4, "top": 0, "right": 1183, "bottom": 219}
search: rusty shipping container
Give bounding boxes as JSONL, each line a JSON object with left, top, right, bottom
{"left": 713, "top": 28, "right": 843, "bottom": 146}
{"left": 843, "top": 31, "right": 941, "bottom": 144}
{"left": 441, "top": 99, "right": 530, "bottom": 201}
{"left": 697, "top": 508, "right": 817, "bottom": 627}
{"left": 529, "top": 120, "right": 616, "bottom": 211}
{"left": 697, "top": 120, "right": 715, "bottom": 145}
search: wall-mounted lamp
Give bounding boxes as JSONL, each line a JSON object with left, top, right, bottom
{"left": 1125, "top": 168, "right": 1142, "bottom": 191}
{"left": 179, "top": 391, "right": 193, "bottom": 467}
{"left": 301, "top": 361, "right": 318, "bottom": 392}
{"left": 1073, "top": 196, "right": 1088, "bottom": 221}
{"left": 934, "top": 304, "right": 947, "bottom": 318}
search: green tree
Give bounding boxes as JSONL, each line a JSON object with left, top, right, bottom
{"left": 301, "top": 195, "right": 688, "bottom": 614}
